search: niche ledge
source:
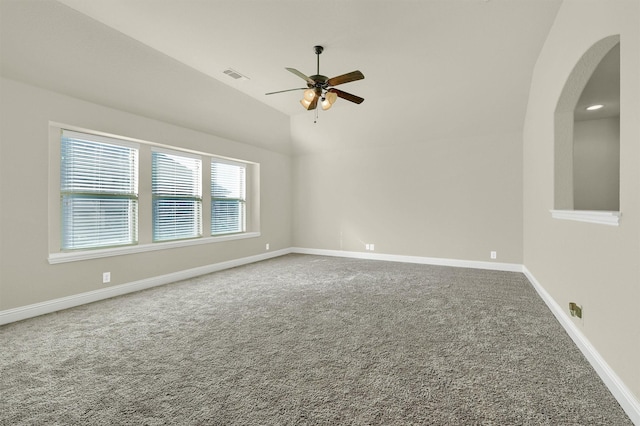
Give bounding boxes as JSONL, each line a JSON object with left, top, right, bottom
{"left": 550, "top": 210, "right": 620, "bottom": 226}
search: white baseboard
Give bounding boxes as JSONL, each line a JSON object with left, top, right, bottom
{"left": 0, "top": 248, "right": 292, "bottom": 326}
{"left": 291, "top": 247, "right": 523, "bottom": 272}
{"left": 0, "top": 248, "right": 520, "bottom": 325}
{"left": 523, "top": 266, "right": 640, "bottom": 425}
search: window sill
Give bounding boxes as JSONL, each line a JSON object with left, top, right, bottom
{"left": 48, "top": 232, "right": 261, "bottom": 264}
{"left": 550, "top": 210, "right": 620, "bottom": 226}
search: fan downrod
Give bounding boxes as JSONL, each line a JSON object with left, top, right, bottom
{"left": 308, "top": 45, "right": 327, "bottom": 86}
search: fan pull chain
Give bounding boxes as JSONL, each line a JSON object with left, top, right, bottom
{"left": 314, "top": 107, "right": 319, "bottom": 124}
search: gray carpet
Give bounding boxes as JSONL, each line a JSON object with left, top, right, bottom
{"left": 0, "top": 254, "right": 632, "bottom": 425}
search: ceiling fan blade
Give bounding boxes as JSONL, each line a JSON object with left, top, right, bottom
{"left": 328, "top": 88, "right": 364, "bottom": 104}
{"left": 327, "top": 70, "right": 364, "bottom": 87}
{"left": 286, "top": 68, "right": 315, "bottom": 85}
{"left": 265, "top": 88, "right": 306, "bottom": 95}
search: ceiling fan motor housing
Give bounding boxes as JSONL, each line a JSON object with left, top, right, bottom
{"left": 308, "top": 75, "right": 329, "bottom": 90}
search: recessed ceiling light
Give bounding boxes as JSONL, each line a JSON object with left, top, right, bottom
{"left": 586, "top": 104, "right": 604, "bottom": 111}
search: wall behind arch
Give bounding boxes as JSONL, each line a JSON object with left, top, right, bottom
{"left": 523, "top": 0, "right": 640, "bottom": 414}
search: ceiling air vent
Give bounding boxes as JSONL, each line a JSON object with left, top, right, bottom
{"left": 223, "top": 68, "right": 249, "bottom": 81}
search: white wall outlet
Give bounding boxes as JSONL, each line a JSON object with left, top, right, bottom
{"left": 266, "top": 243, "right": 270, "bottom": 250}
{"left": 370, "top": 244, "right": 375, "bottom": 251}
{"left": 365, "top": 244, "right": 370, "bottom": 251}
{"left": 490, "top": 251, "right": 497, "bottom": 260}
{"left": 102, "top": 272, "right": 111, "bottom": 283}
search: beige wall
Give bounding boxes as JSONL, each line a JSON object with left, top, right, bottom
{"left": 0, "top": 78, "right": 292, "bottom": 311}
{"left": 292, "top": 129, "right": 523, "bottom": 264}
{"left": 523, "top": 0, "right": 639, "bottom": 403}
{"left": 573, "top": 116, "right": 620, "bottom": 211}
{"left": 1, "top": 0, "right": 637, "bottom": 413}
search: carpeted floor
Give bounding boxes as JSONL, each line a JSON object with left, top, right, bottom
{"left": 0, "top": 254, "right": 633, "bottom": 425}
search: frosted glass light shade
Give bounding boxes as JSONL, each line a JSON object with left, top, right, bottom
{"left": 303, "top": 89, "right": 316, "bottom": 102}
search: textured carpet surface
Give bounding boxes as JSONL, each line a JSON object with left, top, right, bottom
{"left": 0, "top": 254, "right": 633, "bottom": 425}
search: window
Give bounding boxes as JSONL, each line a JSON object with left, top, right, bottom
{"left": 152, "top": 149, "right": 202, "bottom": 241}
{"left": 60, "top": 130, "right": 138, "bottom": 250}
{"left": 51, "top": 124, "right": 260, "bottom": 264}
{"left": 211, "top": 160, "right": 246, "bottom": 235}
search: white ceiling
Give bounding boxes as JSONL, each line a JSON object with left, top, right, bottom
{"left": 1, "top": 0, "right": 564, "bottom": 153}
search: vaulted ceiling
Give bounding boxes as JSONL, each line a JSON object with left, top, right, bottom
{"left": 1, "top": 0, "right": 563, "bottom": 153}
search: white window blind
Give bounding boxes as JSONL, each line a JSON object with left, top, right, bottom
{"left": 211, "top": 161, "right": 246, "bottom": 235}
{"left": 152, "top": 150, "right": 202, "bottom": 242}
{"left": 60, "top": 130, "right": 139, "bottom": 250}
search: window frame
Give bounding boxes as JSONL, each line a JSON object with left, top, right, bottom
{"left": 211, "top": 158, "right": 247, "bottom": 236}
{"left": 152, "top": 148, "right": 203, "bottom": 242}
{"left": 59, "top": 130, "right": 139, "bottom": 251}
{"left": 48, "top": 123, "right": 260, "bottom": 264}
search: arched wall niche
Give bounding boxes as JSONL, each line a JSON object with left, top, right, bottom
{"left": 554, "top": 34, "right": 620, "bottom": 211}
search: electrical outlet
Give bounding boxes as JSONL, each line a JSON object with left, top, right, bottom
{"left": 365, "top": 244, "right": 370, "bottom": 251}
{"left": 102, "top": 272, "right": 111, "bottom": 284}
{"left": 490, "top": 251, "right": 497, "bottom": 259}
{"left": 266, "top": 243, "right": 270, "bottom": 251}
{"left": 569, "top": 302, "right": 583, "bottom": 318}
{"left": 370, "top": 244, "right": 375, "bottom": 251}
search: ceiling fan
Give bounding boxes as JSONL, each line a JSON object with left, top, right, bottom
{"left": 265, "top": 45, "right": 365, "bottom": 111}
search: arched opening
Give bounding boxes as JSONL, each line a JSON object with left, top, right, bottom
{"left": 554, "top": 35, "right": 620, "bottom": 212}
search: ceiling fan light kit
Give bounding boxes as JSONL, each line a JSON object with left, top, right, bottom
{"left": 266, "top": 45, "right": 365, "bottom": 115}
{"left": 321, "top": 91, "right": 338, "bottom": 110}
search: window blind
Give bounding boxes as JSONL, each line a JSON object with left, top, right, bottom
{"left": 152, "top": 150, "right": 202, "bottom": 241}
{"left": 61, "top": 130, "right": 138, "bottom": 250}
{"left": 211, "top": 161, "right": 246, "bottom": 235}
